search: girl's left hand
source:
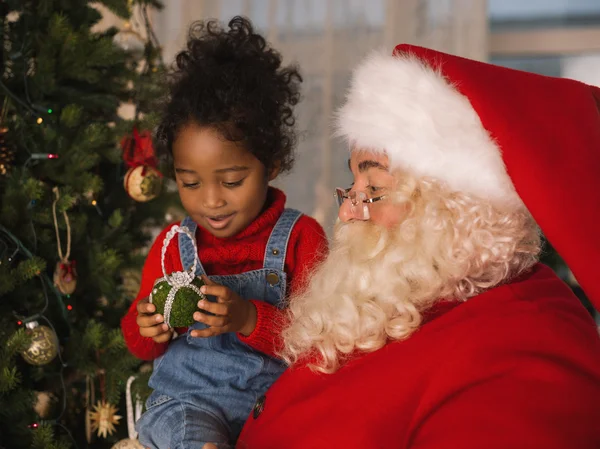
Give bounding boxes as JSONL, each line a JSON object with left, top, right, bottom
{"left": 190, "top": 275, "right": 257, "bottom": 338}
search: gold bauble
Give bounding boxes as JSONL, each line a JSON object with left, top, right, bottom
{"left": 21, "top": 324, "right": 58, "bottom": 365}
{"left": 123, "top": 165, "right": 162, "bottom": 202}
{"left": 111, "top": 439, "right": 144, "bottom": 449}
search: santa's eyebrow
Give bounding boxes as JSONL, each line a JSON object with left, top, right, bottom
{"left": 358, "top": 160, "right": 388, "bottom": 172}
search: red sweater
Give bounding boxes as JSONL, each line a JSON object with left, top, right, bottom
{"left": 237, "top": 264, "right": 600, "bottom": 449}
{"left": 121, "top": 188, "right": 328, "bottom": 361}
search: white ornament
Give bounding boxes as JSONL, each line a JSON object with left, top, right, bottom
{"left": 126, "top": 376, "right": 143, "bottom": 440}
{"left": 110, "top": 376, "right": 144, "bottom": 449}
{"left": 111, "top": 438, "right": 144, "bottom": 449}
{"left": 113, "top": 22, "right": 145, "bottom": 55}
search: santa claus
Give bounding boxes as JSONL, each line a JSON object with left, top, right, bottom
{"left": 210, "top": 44, "right": 600, "bottom": 449}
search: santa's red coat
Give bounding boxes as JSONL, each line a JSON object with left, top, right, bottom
{"left": 237, "top": 264, "right": 600, "bottom": 449}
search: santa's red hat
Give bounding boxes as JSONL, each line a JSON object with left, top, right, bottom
{"left": 336, "top": 44, "right": 600, "bottom": 310}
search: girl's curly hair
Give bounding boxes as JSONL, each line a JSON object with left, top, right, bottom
{"left": 156, "top": 16, "right": 302, "bottom": 173}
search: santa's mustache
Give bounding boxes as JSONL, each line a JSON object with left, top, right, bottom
{"left": 331, "top": 219, "right": 390, "bottom": 262}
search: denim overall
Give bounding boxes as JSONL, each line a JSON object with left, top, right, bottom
{"left": 137, "top": 209, "right": 302, "bottom": 449}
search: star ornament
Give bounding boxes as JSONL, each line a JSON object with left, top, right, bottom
{"left": 88, "top": 401, "right": 122, "bottom": 438}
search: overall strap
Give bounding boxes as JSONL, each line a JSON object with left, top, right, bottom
{"left": 263, "top": 208, "right": 302, "bottom": 272}
{"left": 178, "top": 217, "right": 206, "bottom": 277}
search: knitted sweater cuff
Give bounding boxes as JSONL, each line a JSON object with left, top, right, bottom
{"left": 237, "top": 299, "right": 283, "bottom": 358}
{"left": 121, "top": 308, "right": 169, "bottom": 361}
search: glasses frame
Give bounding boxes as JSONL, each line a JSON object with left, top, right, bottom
{"left": 334, "top": 187, "right": 387, "bottom": 207}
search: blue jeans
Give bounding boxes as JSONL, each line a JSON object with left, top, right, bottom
{"left": 137, "top": 210, "right": 302, "bottom": 449}
{"left": 137, "top": 399, "right": 232, "bottom": 449}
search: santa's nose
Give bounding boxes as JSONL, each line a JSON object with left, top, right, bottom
{"left": 338, "top": 199, "right": 370, "bottom": 222}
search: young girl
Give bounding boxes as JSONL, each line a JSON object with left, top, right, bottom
{"left": 120, "top": 16, "right": 328, "bottom": 449}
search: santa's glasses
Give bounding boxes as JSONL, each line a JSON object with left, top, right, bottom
{"left": 334, "top": 187, "right": 387, "bottom": 220}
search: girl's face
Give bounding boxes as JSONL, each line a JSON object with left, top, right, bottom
{"left": 173, "top": 123, "right": 279, "bottom": 238}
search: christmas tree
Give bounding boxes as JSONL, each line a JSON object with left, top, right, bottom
{"left": 0, "top": 1, "right": 176, "bottom": 447}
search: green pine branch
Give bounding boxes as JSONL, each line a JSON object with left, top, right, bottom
{"left": 0, "top": 257, "right": 46, "bottom": 295}
{"left": 30, "top": 423, "right": 71, "bottom": 449}
{"left": 0, "top": 329, "right": 31, "bottom": 394}
{"left": 1, "top": 1, "right": 169, "bottom": 447}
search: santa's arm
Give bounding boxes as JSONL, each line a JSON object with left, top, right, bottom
{"left": 409, "top": 346, "right": 600, "bottom": 449}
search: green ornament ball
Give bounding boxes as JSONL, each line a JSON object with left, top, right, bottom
{"left": 150, "top": 276, "right": 205, "bottom": 327}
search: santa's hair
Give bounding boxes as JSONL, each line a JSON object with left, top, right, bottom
{"left": 280, "top": 171, "right": 541, "bottom": 373}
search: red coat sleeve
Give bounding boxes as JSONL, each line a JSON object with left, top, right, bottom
{"left": 121, "top": 224, "right": 184, "bottom": 361}
{"left": 410, "top": 319, "right": 600, "bottom": 449}
{"left": 238, "top": 215, "right": 328, "bottom": 358}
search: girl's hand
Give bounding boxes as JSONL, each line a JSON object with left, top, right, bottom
{"left": 190, "top": 275, "right": 257, "bottom": 338}
{"left": 203, "top": 444, "right": 218, "bottom": 449}
{"left": 136, "top": 297, "right": 174, "bottom": 343}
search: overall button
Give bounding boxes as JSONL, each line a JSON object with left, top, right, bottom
{"left": 271, "top": 248, "right": 280, "bottom": 255}
{"left": 266, "top": 272, "right": 279, "bottom": 285}
{"left": 253, "top": 395, "right": 266, "bottom": 419}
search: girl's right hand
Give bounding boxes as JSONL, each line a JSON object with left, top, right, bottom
{"left": 136, "top": 297, "right": 174, "bottom": 343}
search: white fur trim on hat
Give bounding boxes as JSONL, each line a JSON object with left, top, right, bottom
{"left": 335, "top": 50, "right": 522, "bottom": 209}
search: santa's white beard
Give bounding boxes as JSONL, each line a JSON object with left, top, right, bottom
{"left": 280, "top": 219, "right": 449, "bottom": 373}
{"left": 280, "top": 176, "right": 540, "bottom": 374}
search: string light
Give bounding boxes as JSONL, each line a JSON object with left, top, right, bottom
{"left": 91, "top": 199, "right": 102, "bottom": 217}
{"left": 24, "top": 153, "right": 59, "bottom": 169}
{"left": 30, "top": 153, "right": 58, "bottom": 160}
{"left": 66, "top": 305, "right": 72, "bottom": 311}
{"left": 7, "top": 248, "right": 18, "bottom": 262}
{"left": 36, "top": 117, "right": 43, "bottom": 124}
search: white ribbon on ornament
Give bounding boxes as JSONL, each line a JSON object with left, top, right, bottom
{"left": 148, "top": 225, "right": 204, "bottom": 327}
{"left": 126, "top": 376, "right": 143, "bottom": 440}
